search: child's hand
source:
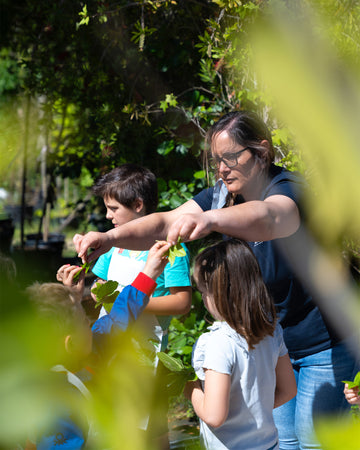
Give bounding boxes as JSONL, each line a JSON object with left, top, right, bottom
{"left": 56, "top": 264, "right": 85, "bottom": 301}
{"left": 344, "top": 383, "right": 360, "bottom": 406}
{"left": 142, "top": 240, "right": 171, "bottom": 281}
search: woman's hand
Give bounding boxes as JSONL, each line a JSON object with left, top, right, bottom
{"left": 73, "top": 231, "right": 113, "bottom": 262}
{"left": 166, "top": 213, "right": 213, "bottom": 245}
{"left": 142, "top": 240, "right": 171, "bottom": 280}
{"left": 56, "top": 264, "right": 85, "bottom": 302}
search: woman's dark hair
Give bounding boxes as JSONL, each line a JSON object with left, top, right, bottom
{"left": 204, "top": 111, "right": 275, "bottom": 177}
{"left": 194, "top": 238, "right": 276, "bottom": 349}
{"left": 92, "top": 163, "right": 158, "bottom": 215}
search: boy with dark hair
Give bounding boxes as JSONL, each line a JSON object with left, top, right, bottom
{"left": 77, "top": 163, "right": 192, "bottom": 353}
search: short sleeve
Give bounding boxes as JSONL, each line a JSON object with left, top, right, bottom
{"left": 192, "top": 187, "right": 215, "bottom": 211}
{"left": 263, "top": 166, "right": 305, "bottom": 206}
{"left": 92, "top": 248, "right": 115, "bottom": 280}
{"left": 192, "top": 330, "right": 235, "bottom": 380}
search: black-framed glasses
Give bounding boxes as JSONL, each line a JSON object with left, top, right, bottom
{"left": 210, "top": 147, "right": 250, "bottom": 169}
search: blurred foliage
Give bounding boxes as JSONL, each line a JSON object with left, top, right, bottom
{"left": 251, "top": 0, "right": 360, "bottom": 253}
{"left": 316, "top": 416, "right": 360, "bottom": 450}
{"left": 249, "top": 1, "right": 360, "bottom": 446}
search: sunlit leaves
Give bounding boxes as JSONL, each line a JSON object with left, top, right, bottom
{"left": 166, "top": 237, "right": 186, "bottom": 266}
{"left": 160, "top": 93, "right": 178, "bottom": 112}
{"left": 76, "top": 5, "right": 89, "bottom": 30}
{"left": 131, "top": 21, "right": 157, "bottom": 51}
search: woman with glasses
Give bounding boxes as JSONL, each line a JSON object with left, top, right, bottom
{"left": 74, "top": 111, "right": 357, "bottom": 449}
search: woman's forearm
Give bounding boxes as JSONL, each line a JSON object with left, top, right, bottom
{"left": 207, "top": 196, "right": 300, "bottom": 242}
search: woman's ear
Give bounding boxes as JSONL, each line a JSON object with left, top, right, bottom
{"left": 260, "top": 139, "right": 270, "bottom": 150}
{"left": 258, "top": 139, "right": 271, "bottom": 169}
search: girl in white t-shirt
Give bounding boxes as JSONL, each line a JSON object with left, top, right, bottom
{"left": 184, "top": 238, "right": 297, "bottom": 450}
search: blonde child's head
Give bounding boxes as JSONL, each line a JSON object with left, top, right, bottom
{"left": 194, "top": 238, "right": 276, "bottom": 349}
{"left": 26, "top": 282, "right": 92, "bottom": 367}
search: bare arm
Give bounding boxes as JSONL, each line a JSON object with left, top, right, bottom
{"left": 74, "top": 199, "right": 202, "bottom": 262}
{"left": 184, "top": 369, "right": 231, "bottom": 428}
{"left": 274, "top": 354, "right": 297, "bottom": 409}
{"left": 144, "top": 286, "right": 192, "bottom": 316}
{"left": 75, "top": 194, "right": 300, "bottom": 262}
{"left": 167, "top": 195, "right": 300, "bottom": 244}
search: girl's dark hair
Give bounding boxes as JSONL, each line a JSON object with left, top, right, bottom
{"left": 194, "top": 238, "right": 276, "bottom": 349}
{"left": 92, "top": 163, "right": 158, "bottom": 215}
{"left": 204, "top": 111, "right": 275, "bottom": 185}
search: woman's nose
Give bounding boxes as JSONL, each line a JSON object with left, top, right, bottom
{"left": 218, "top": 160, "right": 230, "bottom": 172}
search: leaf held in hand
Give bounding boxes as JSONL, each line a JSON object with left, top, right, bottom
{"left": 166, "top": 237, "right": 186, "bottom": 266}
{"left": 342, "top": 371, "right": 360, "bottom": 389}
{"left": 73, "top": 261, "right": 91, "bottom": 282}
{"left": 91, "top": 280, "right": 119, "bottom": 311}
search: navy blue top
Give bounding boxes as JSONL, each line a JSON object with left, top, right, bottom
{"left": 193, "top": 164, "right": 340, "bottom": 359}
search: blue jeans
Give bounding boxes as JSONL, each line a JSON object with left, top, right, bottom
{"left": 273, "top": 340, "right": 359, "bottom": 450}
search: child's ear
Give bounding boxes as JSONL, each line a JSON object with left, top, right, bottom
{"left": 64, "top": 334, "right": 74, "bottom": 354}
{"left": 133, "top": 198, "right": 144, "bottom": 214}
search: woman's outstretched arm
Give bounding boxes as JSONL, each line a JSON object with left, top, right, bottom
{"left": 74, "top": 199, "right": 203, "bottom": 262}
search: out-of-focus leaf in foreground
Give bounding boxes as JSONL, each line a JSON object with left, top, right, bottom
{"left": 247, "top": 2, "right": 360, "bottom": 446}
{"left": 316, "top": 416, "right": 360, "bottom": 450}
{"left": 250, "top": 1, "right": 360, "bottom": 248}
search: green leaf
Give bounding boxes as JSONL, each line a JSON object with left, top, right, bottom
{"left": 166, "top": 237, "right": 186, "bottom": 267}
{"left": 91, "top": 280, "right": 119, "bottom": 310}
{"left": 158, "top": 352, "right": 197, "bottom": 398}
{"left": 73, "top": 261, "right": 91, "bottom": 282}
{"left": 157, "top": 351, "right": 185, "bottom": 372}
{"left": 166, "top": 370, "right": 195, "bottom": 398}
{"left": 354, "top": 372, "right": 360, "bottom": 386}
{"left": 342, "top": 371, "right": 360, "bottom": 390}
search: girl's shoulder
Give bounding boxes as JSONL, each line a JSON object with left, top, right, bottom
{"left": 194, "top": 322, "right": 249, "bottom": 358}
{"left": 192, "top": 322, "right": 249, "bottom": 379}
